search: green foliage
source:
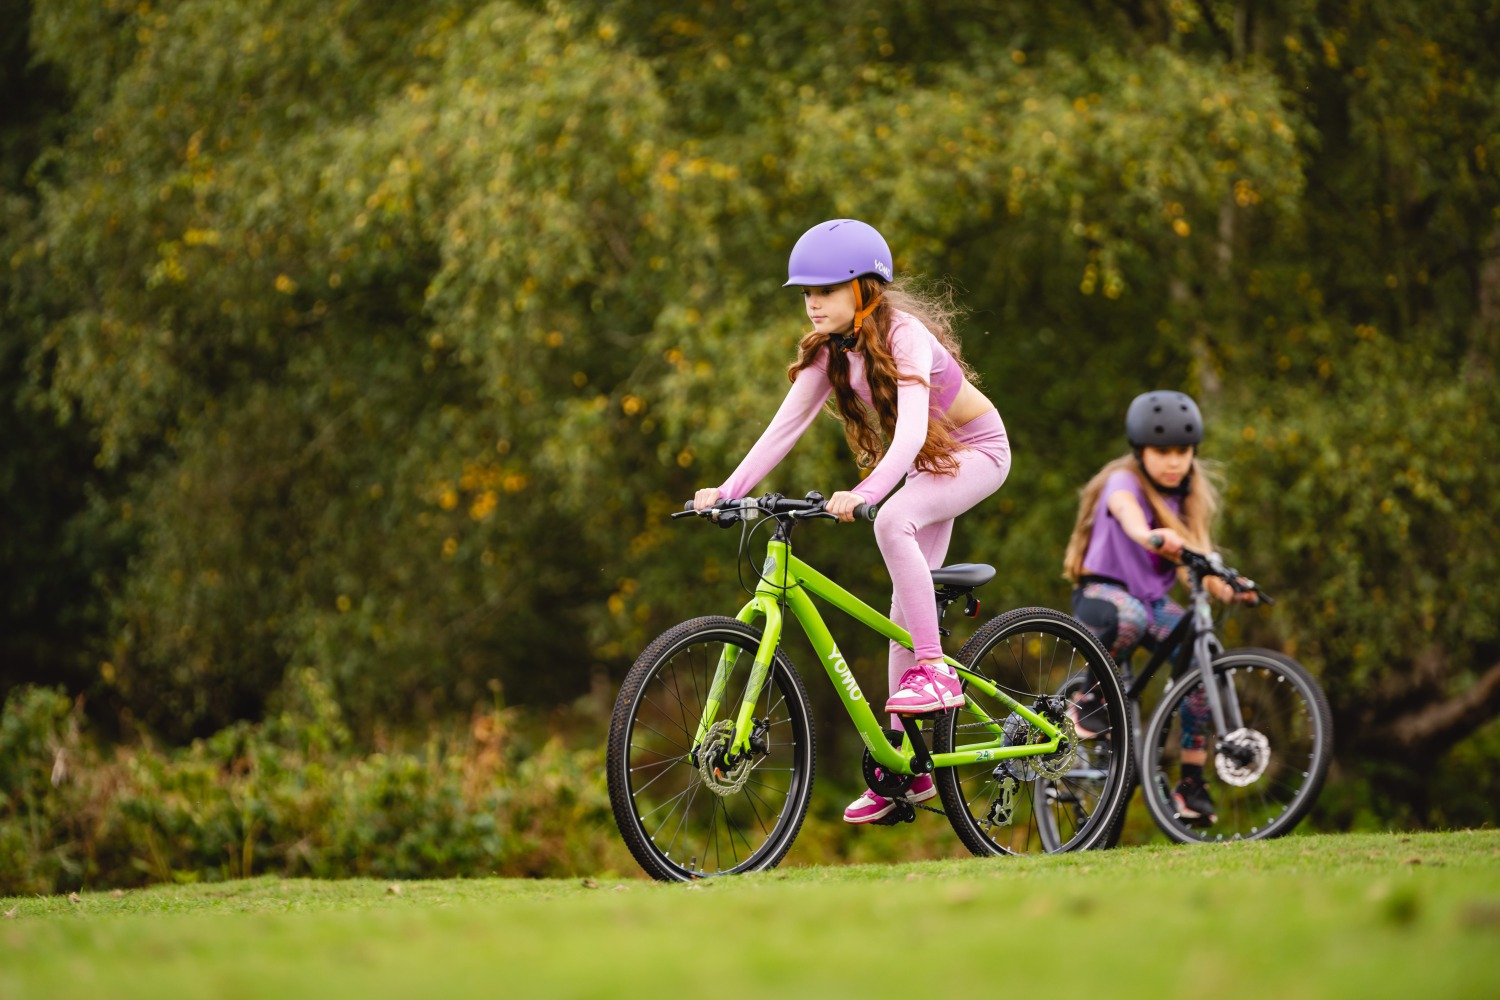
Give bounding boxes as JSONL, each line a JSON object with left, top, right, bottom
{"left": 1, "top": 0, "right": 1498, "bottom": 828}
{"left": 0, "top": 677, "right": 631, "bottom": 894}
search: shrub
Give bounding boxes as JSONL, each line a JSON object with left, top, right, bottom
{"left": 0, "top": 672, "right": 635, "bottom": 894}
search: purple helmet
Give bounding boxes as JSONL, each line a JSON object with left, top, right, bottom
{"left": 783, "top": 219, "right": 894, "bottom": 287}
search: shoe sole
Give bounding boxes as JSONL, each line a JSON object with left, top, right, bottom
{"left": 847, "top": 780, "right": 937, "bottom": 823}
{"left": 885, "top": 694, "right": 966, "bottom": 714}
{"left": 844, "top": 802, "right": 896, "bottom": 824}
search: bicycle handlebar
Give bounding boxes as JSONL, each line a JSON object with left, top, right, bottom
{"left": 674, "top": 492, "right": 879, "bottom": 526}
{"left": 1175, "top": 546, "right": 1274, "bottom": 606}
{"left": 1145, "top": 534, "right": 1273, "bottom": 604}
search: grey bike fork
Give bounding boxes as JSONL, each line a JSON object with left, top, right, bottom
{"left": 1190, "top": 597, "right": 1243, "bottom": 738}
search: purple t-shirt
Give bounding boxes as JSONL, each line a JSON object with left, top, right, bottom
{"left": 716, "top": 310, "right": 962, "bottom": 505}
{"left": 1080, "top": 469, "right": 1182, "bottom": 603}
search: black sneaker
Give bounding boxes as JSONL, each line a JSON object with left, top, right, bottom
{"left": 1067, "top": 690, "right": 1110, "bottom": 738}
{"left": 1172, "top": 776, "right": 1218, "bottom": 826}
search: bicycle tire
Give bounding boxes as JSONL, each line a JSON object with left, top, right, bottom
{"left": 1036, "top": 683, "right": 1140, "bottom": 852}
{"left": 606, "top": 616, "right": 816, "bottom": 880}
{"left": 934, "top": 607, "right": 1134, "bottom": 855}
{"left": 1139, "top": 647, "right": 1332, "bottom": 843}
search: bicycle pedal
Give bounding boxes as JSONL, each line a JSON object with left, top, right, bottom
{"left": 872, "top": 800, "right": 917, "bottom": 825}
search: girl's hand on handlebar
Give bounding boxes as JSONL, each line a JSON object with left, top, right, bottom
{"left": 1209, "top": 576, "right": 1258, "bottom": 604}
{"left": 825, "top": 490, "right": 866, "bottom": 523}
{"left": 693, "top": 487, "right": 722, "bottom": 511}
{"left": 1144, "top": 527, "right": 1186, "bottom": 559}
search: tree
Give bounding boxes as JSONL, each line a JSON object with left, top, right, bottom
{"left": 5, "top": 0, "right": 1498, "bottom": 826}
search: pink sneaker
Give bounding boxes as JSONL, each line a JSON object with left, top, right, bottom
{"left": 842, "top": 774, "right": 938, "bottom": 824}
{"left": 884, "top": 663, "right": 965, "bottom": 714}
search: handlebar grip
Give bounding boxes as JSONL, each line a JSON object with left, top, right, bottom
{"left": 683, "top": 501, "right": 695, "bottom": 512}
{"left": 853, "top": 503, "right": 878, "bottom": 522}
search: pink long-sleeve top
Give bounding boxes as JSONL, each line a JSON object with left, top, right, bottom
{"left": 716, "top": 310, "right": 964, "bottom": 505}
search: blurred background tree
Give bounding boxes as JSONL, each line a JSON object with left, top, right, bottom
{"left": 2, "top": 0, "right": 1496, "bottom": 827}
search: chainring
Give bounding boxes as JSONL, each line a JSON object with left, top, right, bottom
{"left": 1215, "top": 727, "right": 1271, "bottom": 786}
{"left": 696, "top": 720, "right": 752, "bottom": 796}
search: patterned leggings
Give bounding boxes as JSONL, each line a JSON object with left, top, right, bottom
{"left": 1071, "top": 582, "right": 1211, "bottom": 750}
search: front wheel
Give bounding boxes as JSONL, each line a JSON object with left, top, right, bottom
{"left": 934, "top": 607, "right": 1135, "bottom": 855}
{"left": 606, "top": 616, "right": 816, "bottom": 880}
{"left": 1140, "top": 648, "right": 1332, "bottom": 842}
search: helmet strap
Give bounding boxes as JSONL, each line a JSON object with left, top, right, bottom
{"left": 849, "top": 280, "right": 883, "bottom": 339}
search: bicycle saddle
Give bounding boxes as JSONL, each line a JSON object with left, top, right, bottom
{"left": 930, "top": 563, "right": 995, "bottom": 589}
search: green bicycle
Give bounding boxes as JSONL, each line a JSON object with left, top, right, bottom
{"left": 606, "top": 492, "right": 1135, "bottom": 881}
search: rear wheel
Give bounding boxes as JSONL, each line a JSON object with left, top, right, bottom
{"left": 1037, "top": 683, "right": 1140, "bottom": 852}
{"left": 934, "top": 607, "right": 1134, "bottom": 855}
{"left": 606, "top": 616, "right": 815, "bottom": 880}
{"left": 1140, "top": 648, "right": 1331, "bottom": 842}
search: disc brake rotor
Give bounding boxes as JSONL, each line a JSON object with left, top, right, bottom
{"left": 999, "top": 701, "right": 1079, "bottom": 781}
{"left": 1032, "top": 712, "right": 1080, "bottom": 780}
{"left": 697, "top": 720, "right": 751, "bottom": 796}
{"left": 1215, "top": 727, "right": 1270, "bottom": 786}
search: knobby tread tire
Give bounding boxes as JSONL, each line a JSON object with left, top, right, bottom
{"left": 606, "top": 616, "right": 815, "bottom": 881}
{"left": 1140, "top": 647, "right": 1331, "bottom": 843}
{"left": 934, "top": 606, "right": 1135, "bottom": 856}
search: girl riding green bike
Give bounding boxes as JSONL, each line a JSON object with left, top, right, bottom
{"left": 693, "top": 219, "right": 1010, "bottom": 825}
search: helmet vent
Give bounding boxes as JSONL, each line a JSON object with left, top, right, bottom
{"left": 1154, "top": 424, "right": 1165, "bottom": 434}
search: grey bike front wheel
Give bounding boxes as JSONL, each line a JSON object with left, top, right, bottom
{"left": 1140, "top": 648, "right": 1332, "bottom": 843}
{"left": 935, "top": 607, "right": 1134, "bottom": 855}
{"left": 606, "top": 616, "right": 816, "bottom": 880}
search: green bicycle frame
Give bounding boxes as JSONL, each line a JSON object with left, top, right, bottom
{"left": 693, "top": 536, "right": 1062, "bottom": 776}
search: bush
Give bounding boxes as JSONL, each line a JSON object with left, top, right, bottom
{"left": 0, "top": 673, "right": 636, "bottom": 894}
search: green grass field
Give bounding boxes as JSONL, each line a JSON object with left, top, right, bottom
{"left": 3, "top": 830, "right": 1498, "bottom": 999}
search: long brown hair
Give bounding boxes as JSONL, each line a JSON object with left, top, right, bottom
{"left": 1061, "top": 453, "right": 1221, "bottom": 582}
{"left": 786, "top": 276, "right": 975, "bottom": 477}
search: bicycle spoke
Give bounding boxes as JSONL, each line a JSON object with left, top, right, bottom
{"left": 609, "top": 620, "right": 814, "bottom": 879}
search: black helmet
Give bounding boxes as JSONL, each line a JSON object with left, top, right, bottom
{"left": 1125, "top": 391, "right": 1204, "bottom": 448}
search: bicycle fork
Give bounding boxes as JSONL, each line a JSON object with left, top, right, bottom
{"left": 1177, "top": 598, "right": 1247, "bottom": 752}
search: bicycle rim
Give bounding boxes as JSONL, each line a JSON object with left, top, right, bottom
{"left": 1141, "top": 649, "right": 1332, "bottom": 842}
{"left": 606, "top": 617, "right": 815, "bottom": 880}
{"left": 936, "top": 607, "right": 1133, "bottom": 855}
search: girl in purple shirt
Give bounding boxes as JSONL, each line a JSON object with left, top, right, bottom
{"left": 694, "top": 219, "right": 1011, "bottom": 825}
{"left": 1061, "top": 391, "right": 1253, "bottom": 825}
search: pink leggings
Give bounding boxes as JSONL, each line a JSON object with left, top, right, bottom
{"left": 873, "top": 409, "right": 1011, "bottom": 728}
